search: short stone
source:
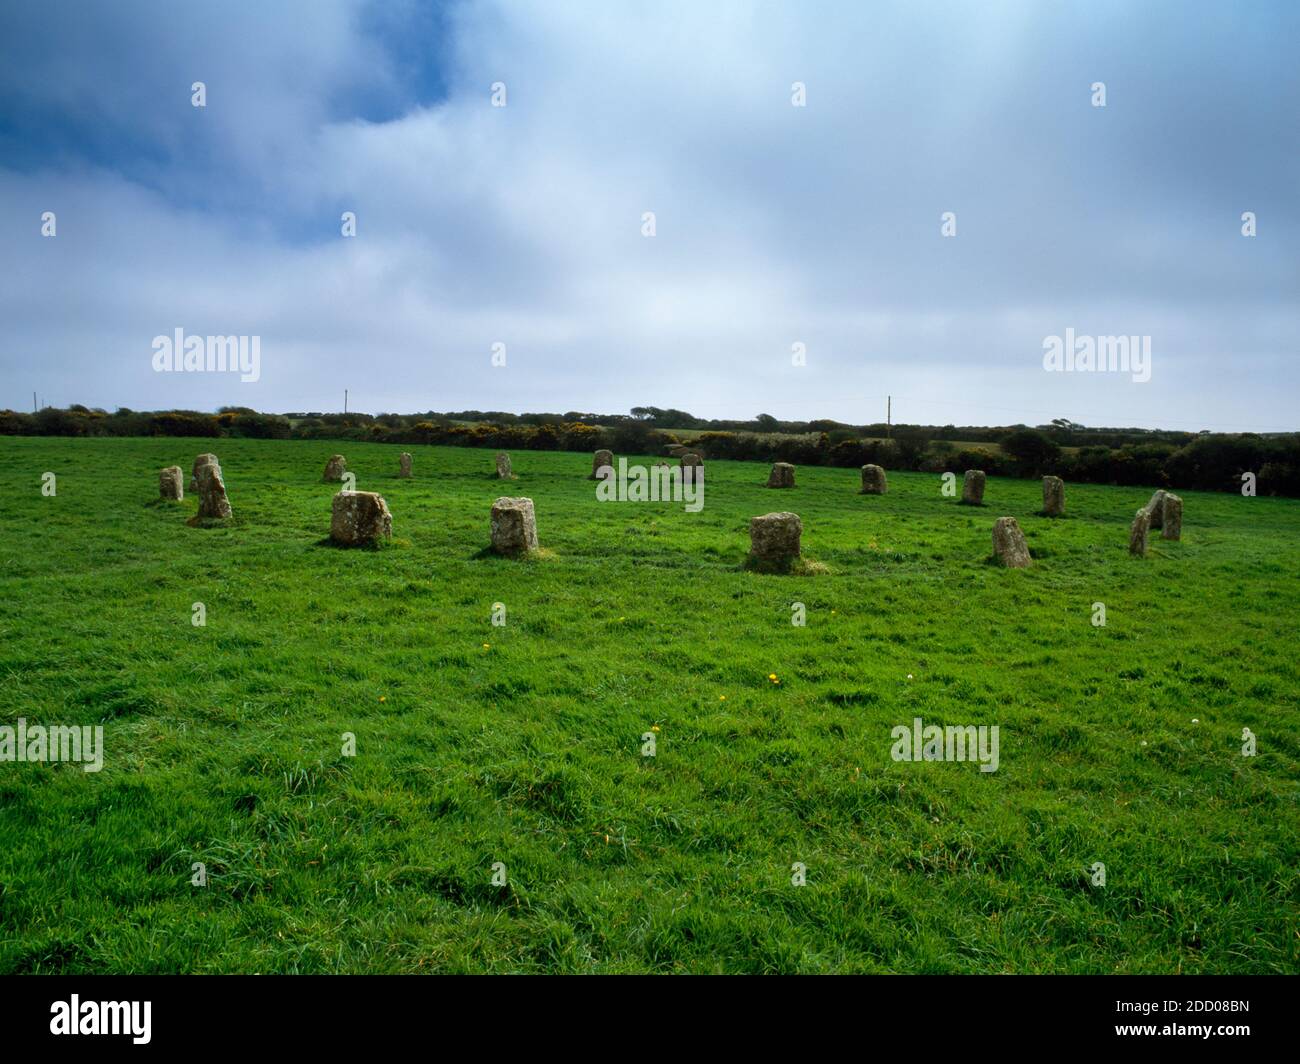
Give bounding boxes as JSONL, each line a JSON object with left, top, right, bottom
{"left": 323, "top": 455, "right": 347, "bottom": 482}
{"left": 992, "top": 516, "right": 1032, "bottom": 568}
{"left": 960, "top": 469, "right": 986, "bottom": 505}
{"left": 767, "top": 462, "right": 795, "bottom": 488}
{"left": 860, "top": 464, "right": 887, "bottom": 495}
{"left": 590, "top": 450, "right": 614, "bottom": 480}
{"left": 1042, "top": 475, "right": 1065, "bottom": 516}
{"left": 159, "top": 466, "right": 183, "bottom": 501}
{"left": 490, "top": 497, "right": 538, "bottom": 554}
{"left": 1129, "top": 507, "right": 1150, "bottom": 556}
{"left": 1145, "top": 489, "right": 1167, "bottom": 529}
{"left": 398, "top": 453, "right": 413, "bottom": 478}
{"left": 190, "top": 453, "right": 218, "bottom": 492}
{"left": 680, "top": 452, "right": 703, "bottom": 484}
{"left": 749, "top": 512, "right": 802, "bottom": 561}
{"left": 195, "top": 462, "right": 232, "bottom": 520}
{"left": 495, "top": 453, "right": 513, "bottom": 479}
{"left": 330, "top": 491, "right": 392, "bottom": 546}
{"left": 1161, "top": 493, "right": 1182, "bottom": 541}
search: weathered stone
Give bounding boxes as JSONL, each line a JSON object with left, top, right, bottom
{"left": 749, "top": 512, "right": 802, "bottom": 561}
{"left": 860, "top": 464, "right": 887, "bottom": 495}
{"left": 190, "top": 453, "right": 218, "bottom": 492}
{"left": 398, "top": 453, "right": 413, "bottom": 478}
{"left": 960, "top": 469, "right": 986, "bottom": 505}
{"left": 590, "top": 450, "right": 614, "bottom": 480}
{"left": 767, "top": 462, "right": 795, "bottom": 488}
{"left": 330, "top": 490, "right": 392, "bottom": 546}
{"left": 1161, "top": 493, "right": 1182, "bottom": 541}
{"left": 159, "top": 465, "right": 183, "bottom": 501}
{"left": 992, "top": 516, "right": 1032, "bottom": 568}
{"left": 195, "top": 462, "right": 232, "bottom": 519}
{"left": 1042, "top": 475, "right": 1065, "bottom": 516}
{"left": 1144, "top": 489, "right": 1167, "bottom": 529}
{"left": 490, "top": 497, "right": 538, "bottom": 554}
{"left": 666, "top": 444, "right": 689, "bottom": 457}
{"left": 1129, "top": 507, "right": 1150, "bottom": 556}
{"left": 323, "top": 454, "right": 347, "bottom": 482}
{"left": 680, "top": 452, "right": 703, "bottom": 484}
{"left": 495, "top": 453, "right": 513, "bottom": 479}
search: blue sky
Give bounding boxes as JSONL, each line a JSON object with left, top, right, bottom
{"left": 1, "top": 0, "right": 1296, "bottom": 430}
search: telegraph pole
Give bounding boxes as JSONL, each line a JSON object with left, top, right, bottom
{"left": 886, "top": 395, "right": 891, "bottom": 439}
{"left": 344, "top": 389, "right": 348, "bottom": 414}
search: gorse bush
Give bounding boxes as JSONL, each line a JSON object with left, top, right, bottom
{"left": 2, "top": 405, "right": 1297, "bottom": 496}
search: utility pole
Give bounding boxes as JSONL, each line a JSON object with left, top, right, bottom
{"left": 344, "top": 389, "right": 348, "bottom": 414}
{"left": 886, "top": 396, "right": 891, "bottom": 439}
{"left": 33, "top": 391, "right": 37, "bottom": 413}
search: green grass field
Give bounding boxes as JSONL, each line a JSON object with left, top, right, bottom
{"left": 1, "top": 436, "right": 1296, "bottom": 973}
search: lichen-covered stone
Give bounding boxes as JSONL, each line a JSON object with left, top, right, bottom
{"left": 159, "top": 465, "right": 183, "bottom": 501}
{"left": 330, "top": 490, "right": 392, "bottom": 545}
{"left": 767, "top": 462, "right": 795, "bottom": 488}
{"left": 1161, "top": 493, "right": 1182, "bottom": 541}
{"left": 860, "top": 464, "right": 887, "bottom": 495}
{"left": 960, "top": 469, "right": 986, "bottom": 505}
{"left": 1042, "top": 476, "right": 1065, "bottom": 517}
{"left": 491, "top": 497, "right": 538, "bottom": 554}
{"left": 195, "top": 462, "right": 232, "bottom": 519}
{"left": 749, "top": 512, "right": 802, "bottom": 561}
{"left": 495, "top": 453, "right": 513, "bottom": 479}
{"left": 590, "top": 450, "right": 614, "bottom": 480}
{"left": 190, "top": 453, "right": 218, "bottom": 492}
{"left": 323, "top": 454, "right": 347, "bottom": 482}
{"left": 1144, "top": 489, "right": 1167, "bottom": 529}
{"left": 398, "top": 453, "right": 413, "bottom": 478}
{"left": 992, "top": 516, "right": 1032, "bottom": 568}
{"left": 1129, "top": 507, "right": 1150, "bottom": 556}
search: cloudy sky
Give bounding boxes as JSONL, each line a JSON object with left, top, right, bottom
{"left": 1, "top": 0, "right": 1296, "bottom": 431}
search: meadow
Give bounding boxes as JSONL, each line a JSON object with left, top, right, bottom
{"left": 0, "top": 435, "right": 1296, "bottom": 973}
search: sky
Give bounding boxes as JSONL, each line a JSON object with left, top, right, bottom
{"left": 1, "top": 0, "right": 1296, "bottom": 432}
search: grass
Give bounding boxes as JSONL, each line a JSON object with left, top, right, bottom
{"left": 0, "top": 435, "right": 1297, "bottom": 974}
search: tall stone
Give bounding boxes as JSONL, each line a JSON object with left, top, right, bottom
{"left": 1042, "top": 475, "right": 1065, "bottom": 516}
{"left": 195, "top": 461, "right": 232, "bottom": 520}
{"left": 860, "top": 464, "right": 887, "bottom": 495}
{"left": 398, "top": 452, "right": 413, "bottom": 478}
{"left": 1129, "top": 507, "right": 1150, "bottom": 557}
{"left": 323, "top": 454, "right": 347, "bottom": 482}
{"left": 1144, "top": 489, "right": 1167, "bottom": 530}
{"left": 767, "top": 462, "right": 795, "bottom": 488}
{"left": 159, "top": 466, "right": 183, "bottom": 501}
{"left": 749, "top": 512, "right": 802, "bottom": 563}
{"left": 590, "top": 450, "right": 614, "bottom": 480}
{"left": 495, "top": 453, "right": 513, "bottom": 479}
{"left": 191, "top": 453, "right": 218, "bottom": 492}
{"left": 1161, "top": 493, "right": 1183, "bottom": 541}
{"left": 490, "top": 497, "right": 538, "bottom": 554}
{"left": 330, "top": 491, "right": 392, "bottom": 546}
{"left": 992, "top": 517, "right": 1032, "bottom": 568}
{"left": 960, "top": 469, "right": 986, "bottom": 505}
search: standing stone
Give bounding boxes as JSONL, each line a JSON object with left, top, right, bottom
{"left": 1144, "top": 489, "right": 1167, "bottom": 530}
{"left": 1129, "top": 507, "right": 1150, "bottom": 557}
{"left": 767, "top": 462, "right": 795, "bottom": 488}
{"left": 330, "top": 491, "right": 392, "bottom": 546}
{"left": 323, "top": 454, "right": 347, "bottom": 482}
{"left": 191, "top": 453, "right": 218, "bottom": 492}
{"left": 1042, "top": 476, "right": 1065, "bottom": 517}
{"left": 495, "top": 453, "right": 513, "bottom": 479}
{"left": 1161, "top": 493, "right": 1182, "bottom": 541}
{"left": 159, "top": 466, "right": 183, "bottom": 501}
{"left": 590, "top": 449, "right": 614, "bottom": 480}
{"left": 992, "top": 517, "right": 1032, "bottom": 568}
{"left": 398, "top": 453, "right": 413, "bottom": 478}
{"left": 860, "top": 464, "right": 887, "bottom": 495}
{"left": 960, "top": 469, "right": 986, "bottom": 505}
{"left": 681, "top": 453, "right": 703, "bottom": 484}
{"left": 749, "top": 512, "right": 802, "bottom": 563}
{"left": 195, "top": 462, "right": 232, "bottom": 520}
{"left": 666, "top": 444, "right": 689, "bottom": 458}
{"left": 490, "top": 497, "right": 538, "bottom": 554}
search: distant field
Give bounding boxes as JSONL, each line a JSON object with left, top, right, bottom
{"left": 0, "top": 437, "right": 1296, "bottom": 973}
